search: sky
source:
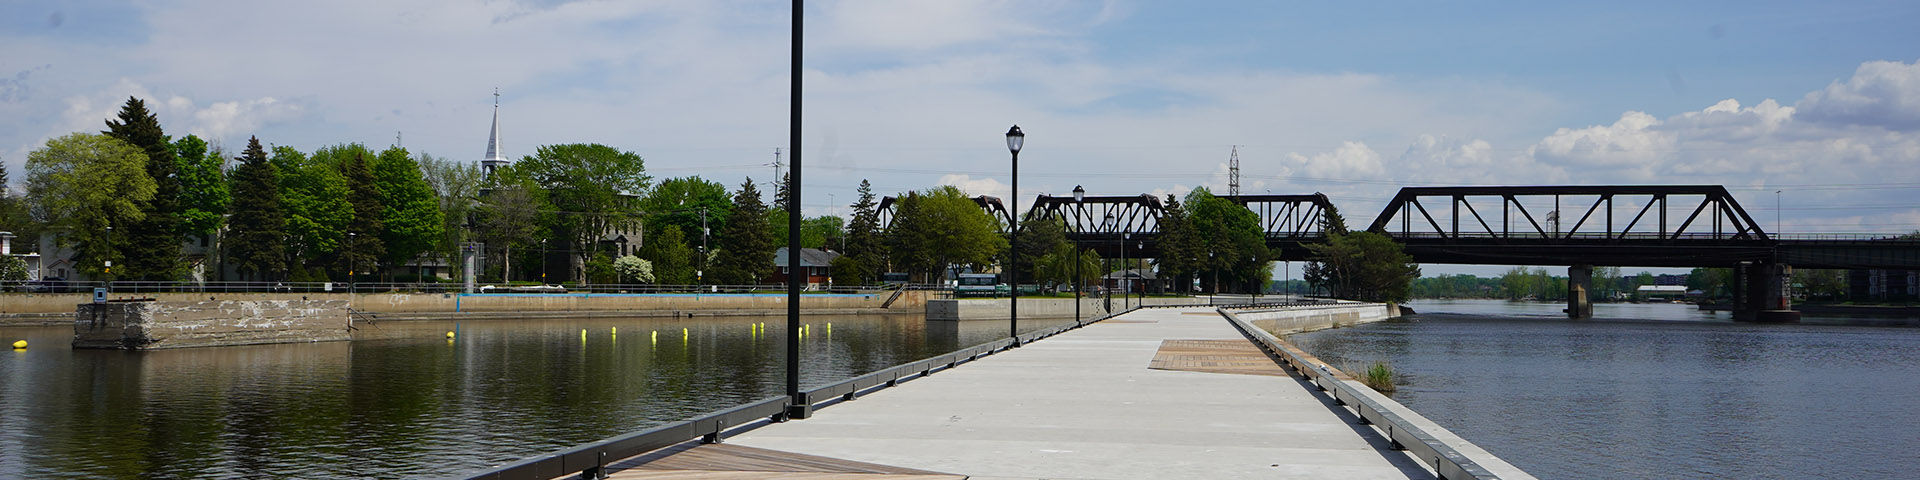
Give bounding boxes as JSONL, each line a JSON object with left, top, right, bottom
{"left": 4, "top": 0, "right": 1919, "bottom": 278}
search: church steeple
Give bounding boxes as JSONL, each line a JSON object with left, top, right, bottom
{"left": 481, "top": 88, "right": 509, "bottom": 176}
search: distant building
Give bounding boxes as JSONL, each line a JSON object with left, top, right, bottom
{"left": 766, "top": 247, "right": 840, "bottom": 289}
{"left": 1654, "top": 274, "right": 1688, "bottom": 286}
{"left": 1102, "top": 269, "right": 1161, "bottom": 294}
{"left": 1636, "top": 285, "right": 1688, "bottom": 301}
{"left": 1850, "top": 269, "right": 1917, "bottom": 300}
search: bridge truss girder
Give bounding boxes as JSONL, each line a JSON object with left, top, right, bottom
{"left": 1367, "top": 185, "right": 1775, "bottom": 266}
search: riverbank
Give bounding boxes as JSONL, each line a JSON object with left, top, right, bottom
{"left": 0, "top": 290, "right": 942, "bottom": 326}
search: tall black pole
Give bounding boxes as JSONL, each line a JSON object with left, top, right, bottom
{"left": 1010, "top": 148, "right": 1020, "bottom": 346}
{"left": 786, "top": 0, "right": 805, "bottom": 419}
{"left": 1073, "top": 238, "right": 1080, "bottom": 324}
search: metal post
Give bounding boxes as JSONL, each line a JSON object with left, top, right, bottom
{"left": 785, "top": 0, "right": 807, "bottom": 421}
{"left": 1120, "top": 232, "right": 1127, "bottom": 309}
{"left": 1010, "top": 148, "right": 1020, "bottom": 346}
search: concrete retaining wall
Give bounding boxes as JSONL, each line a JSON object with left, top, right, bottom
{"left": 73, "top": 299, "right": 350, "bottom": 349}
{"left": 1227, "top": 302, "right": 1401, "bottom": 334}
{"left": 926, "top": 297, "right": 1112, "bottom": 321}
{"left": 4, "top": 290, "right": 937, "bottom": 319}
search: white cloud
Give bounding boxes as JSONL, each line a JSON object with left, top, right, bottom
{"left": 935, "top": 174, "right": 1009, "bottom": 200}
{"left": 1796, "top": 59, "right": 1920, "bottom": 131}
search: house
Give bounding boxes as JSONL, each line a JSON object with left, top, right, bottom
{"left": 766, "top": 247, "right": 840, "bottom": 289}
{"left": 1102, "top": 269, "right": 1161, "bottom": 295}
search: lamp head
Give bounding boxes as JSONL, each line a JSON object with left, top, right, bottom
{"left": 1005, "top": 125, "right": 1024, "bottom": 154}
{"left": 1073, "top": 185, "right": 1085, "bottom": 202}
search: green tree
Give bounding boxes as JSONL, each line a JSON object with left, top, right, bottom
{"left": 514, "top": 143, "right": 650, "bottom": 281}
{"left": 339, "top": 150, "right": 384, "bottom": 279}
{"left": 225, "top": 137, "right": 286, "bottom": 281}
{"left": 830, "top": 255, "right": 870, "bottom": 286}
{"left": 1155, "top": 193, "right": 1203, "bottom": 293}
{"left": 775, "top": 214, "right": 844, "bottom": 250}
{"left": 0, "top": 255, "right": 27, "bottom": 282}
{"left": 474, "top": 168, "right": 549, "bottom": 282}
{"left": 640, "top": 225, "right": 697, "bottom": 285}
{"left": 1187, "top": 187, "right": 1267, "bottom": 292}
{"left": 843, "top": 179, "right": 884, "bottom": 277}
{"left": 1304, "top": 231, "right": 1420, "bottom": 302}
{"left": 1687, "top": 267, "right": 1733, "bottom": 300}
{"left": 418, "top": 152, "right": 485, "bottom": 276}
{"left": 372, "top": 146, "right": 445, "bottom": 276}
{"left": 1005, "top": 216, "right": 1068, "bottom": 281}
{"left": 712, "top": 179, "right": 775, "bottom": 285}
{"left": 25, "top": 133, "right": 155, "bottom": 281}
{"left": 885, "top": 186, "right": 1003, "bottom": 282}
{"left": 641, "top": 176, "right": 732, "bottom": 251}
{"left": 103, "top": 97, "right": 185, "bottom": 280}
{"left": 271, "top": 146, "right": 352, "bottom": 275}
{"left": 171, "top": 135, "right": 229, "bottom": 242}
{"left": 0, "top": 160, "right": 40, "bottom": 254}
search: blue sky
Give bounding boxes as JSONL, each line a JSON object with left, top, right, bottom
{"left": 4, "top": 0, "right": 1919, "bottom": 277}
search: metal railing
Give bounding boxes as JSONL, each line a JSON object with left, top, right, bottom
{"left": 452, "top": 307, "right": 1135, "bottom": 480}
{"left": 1218, "top": 309, "right": 1502, "bottom": 480}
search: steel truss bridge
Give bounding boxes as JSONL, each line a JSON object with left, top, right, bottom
{"left": 876, "top": 185, "right": 1920, "bottom": 271}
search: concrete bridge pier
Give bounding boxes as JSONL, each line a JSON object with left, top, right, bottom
{"left": 1566, "top": 265, "right": 1593, "bottom": 319}
{"left": 1734, "top": 261, "right": 1801, "bottom": 323}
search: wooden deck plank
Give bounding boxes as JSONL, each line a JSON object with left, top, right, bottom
{"left": 603, "top": 442, "right": 963, "bottom": 479}
{"left": 1146, "top": 339, "right": 1292, "bottom": 377}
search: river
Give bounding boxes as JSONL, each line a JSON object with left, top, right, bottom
{"left": 1289, "top": 299, "right": 1920, "bottom": 479}
{"left": 0, "top": 313, "right": 1069, "bottom": 479}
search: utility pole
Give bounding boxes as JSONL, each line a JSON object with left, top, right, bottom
{"left": 1228, "top": 145, "right": 1240, "bottom": 197}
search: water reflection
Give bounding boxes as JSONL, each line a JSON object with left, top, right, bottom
{"left": 1289, "top": 300, "right": 1920, "bottom": 479}
{"left": 0, "top": 314, "right": 1072, "bottom": 478}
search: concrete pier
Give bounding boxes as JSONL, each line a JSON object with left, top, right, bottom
{"left": 683, "top": 306, "right": 1530, "bottom": 479}
{"left": 1567, "top": 265, "right": 1593, "bottom": 319}
{"left": 73, "top": 299, "right": 350, "bottom": 349}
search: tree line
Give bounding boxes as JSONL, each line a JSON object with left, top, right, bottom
{"left": 0, "top": 96, "right": 1421, "bottom": 300}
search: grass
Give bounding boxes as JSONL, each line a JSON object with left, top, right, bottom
{"left": 1357, "top": 360, "right": 1397, "bottom": 393}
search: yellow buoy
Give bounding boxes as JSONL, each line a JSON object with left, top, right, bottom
{"left": 611, "top": 327, "right": 617, "bottom": 335}
{"left": 11, "top": 340, "right": 25, "bottom": 349}
{"left": 582, "top": 329, "right": 588, "bottom": 342}
{"left": 445, "top": 331, "right": 455, "bottom": 339}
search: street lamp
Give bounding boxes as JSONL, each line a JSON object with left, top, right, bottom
{"left": 348, "top": 232, "right": 357, "bottom": 300}
{"left": 1121, "top": 232, "right": 1130, "bottom": 310}
{"left": 1072, "top": 185, "right": 1084, "bottom": 323}
{"left": 104, "top": 224, "right": 113, "bottom": 292}
{"left": 1007, "top": 124, "right": 1024, "bottom": 345}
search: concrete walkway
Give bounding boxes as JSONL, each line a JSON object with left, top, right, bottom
{"left": 725, "top": 307, "right": 1432, "bottom": 479}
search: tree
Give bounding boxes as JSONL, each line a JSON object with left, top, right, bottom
{"left": 25, "top": 133, "right": 154, "bottom": 281}
{"left": 225, "top": 137, "right": 286, "bottom": 281}
{"left": 474, "top": 168, "right": 549, "bottom": 282}
{"left": 104, "top": 97, "right": 185, "bottom": 280}
{"left": 1304, "top": 231, "right": 1420, "bottom": 302}
{"left": 339, "top": 150, "right": 384, "bottom": 279}
{"left": 1155, "top": 193, "right": 1202, "bottom": 293}
{"left": 885, "top": 186, "right": 1003, "bottom": 282}
{"left": 272, "top": 146, "right": 352, "bottom": 276}
{"left": 712, "top": 179, "right": 775, "bottom": 285}
{"left": 844, "top": 179, "right": 884, "bottom": 276}
{"left": 514, "top": 143, "right": 650, "bottom": 281}
{"left": 172, "top": 135, "right": 229, "bottom": 244}
{"left": 830, "top": 255, "right": 869, "bottom": 286}
{"left": 1187, "top": 187, "right": 1268, "bottom": 292}
{"left": 640, "top": 225, "right": 696, "bottom": 285}
{"left": 640, "top": 176, "right": 732, "bottom": 252}
{"left": 614, "top": 255, "right": 653, "bottom": 284}
{"left": 418, "top": 152, "right": 485, "bottom": 277}
{"left": 372, "top": 146, "right": 445, "bottom": 276}
{"left": 0, "top": 255, "right": 27, "bottom": 282}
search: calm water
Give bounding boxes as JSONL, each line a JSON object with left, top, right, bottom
{"left": 0, "top": 314, "right": 1069, "bottom": 479}
{"left": 1290, "top": 300, "right": 1920, "bottom": 479}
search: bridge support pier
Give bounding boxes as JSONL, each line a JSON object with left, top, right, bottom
{"left": 1733, "top": 262, "right": 1801, "bottom": 323}
{"left": 1567, "top": 265, "right": 1593, "bottom": 319}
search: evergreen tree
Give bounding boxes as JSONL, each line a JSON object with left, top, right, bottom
{"left": 712, "top": 178, "right": 774, "bottom": 285}
{"left": 843, "top": 179, "right": 883, "bottom": 278}
{"left": 226, "top": 137, "right": 286, "bottom": 281}
{"left": 640, "top": 225, "right": 696, "bottom": 285}
{"left": 340, "top": 151, "right": 385, "bottom": 279}
{"left": 773, "top": 171, "right": 792, "bottom": 209}
{"left": 104, "top": 97, "right": 185, "bottom": 280}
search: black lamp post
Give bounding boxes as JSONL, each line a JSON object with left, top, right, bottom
{"left": 1072, "top": 185, "right": 1084, "bottom": 323}
{"left": 1007, "top": 125, "right": 1024, "bottom": 345}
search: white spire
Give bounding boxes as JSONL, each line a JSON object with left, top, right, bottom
{"left": 482, "top": 88, "right": 509, "bottom": 175}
